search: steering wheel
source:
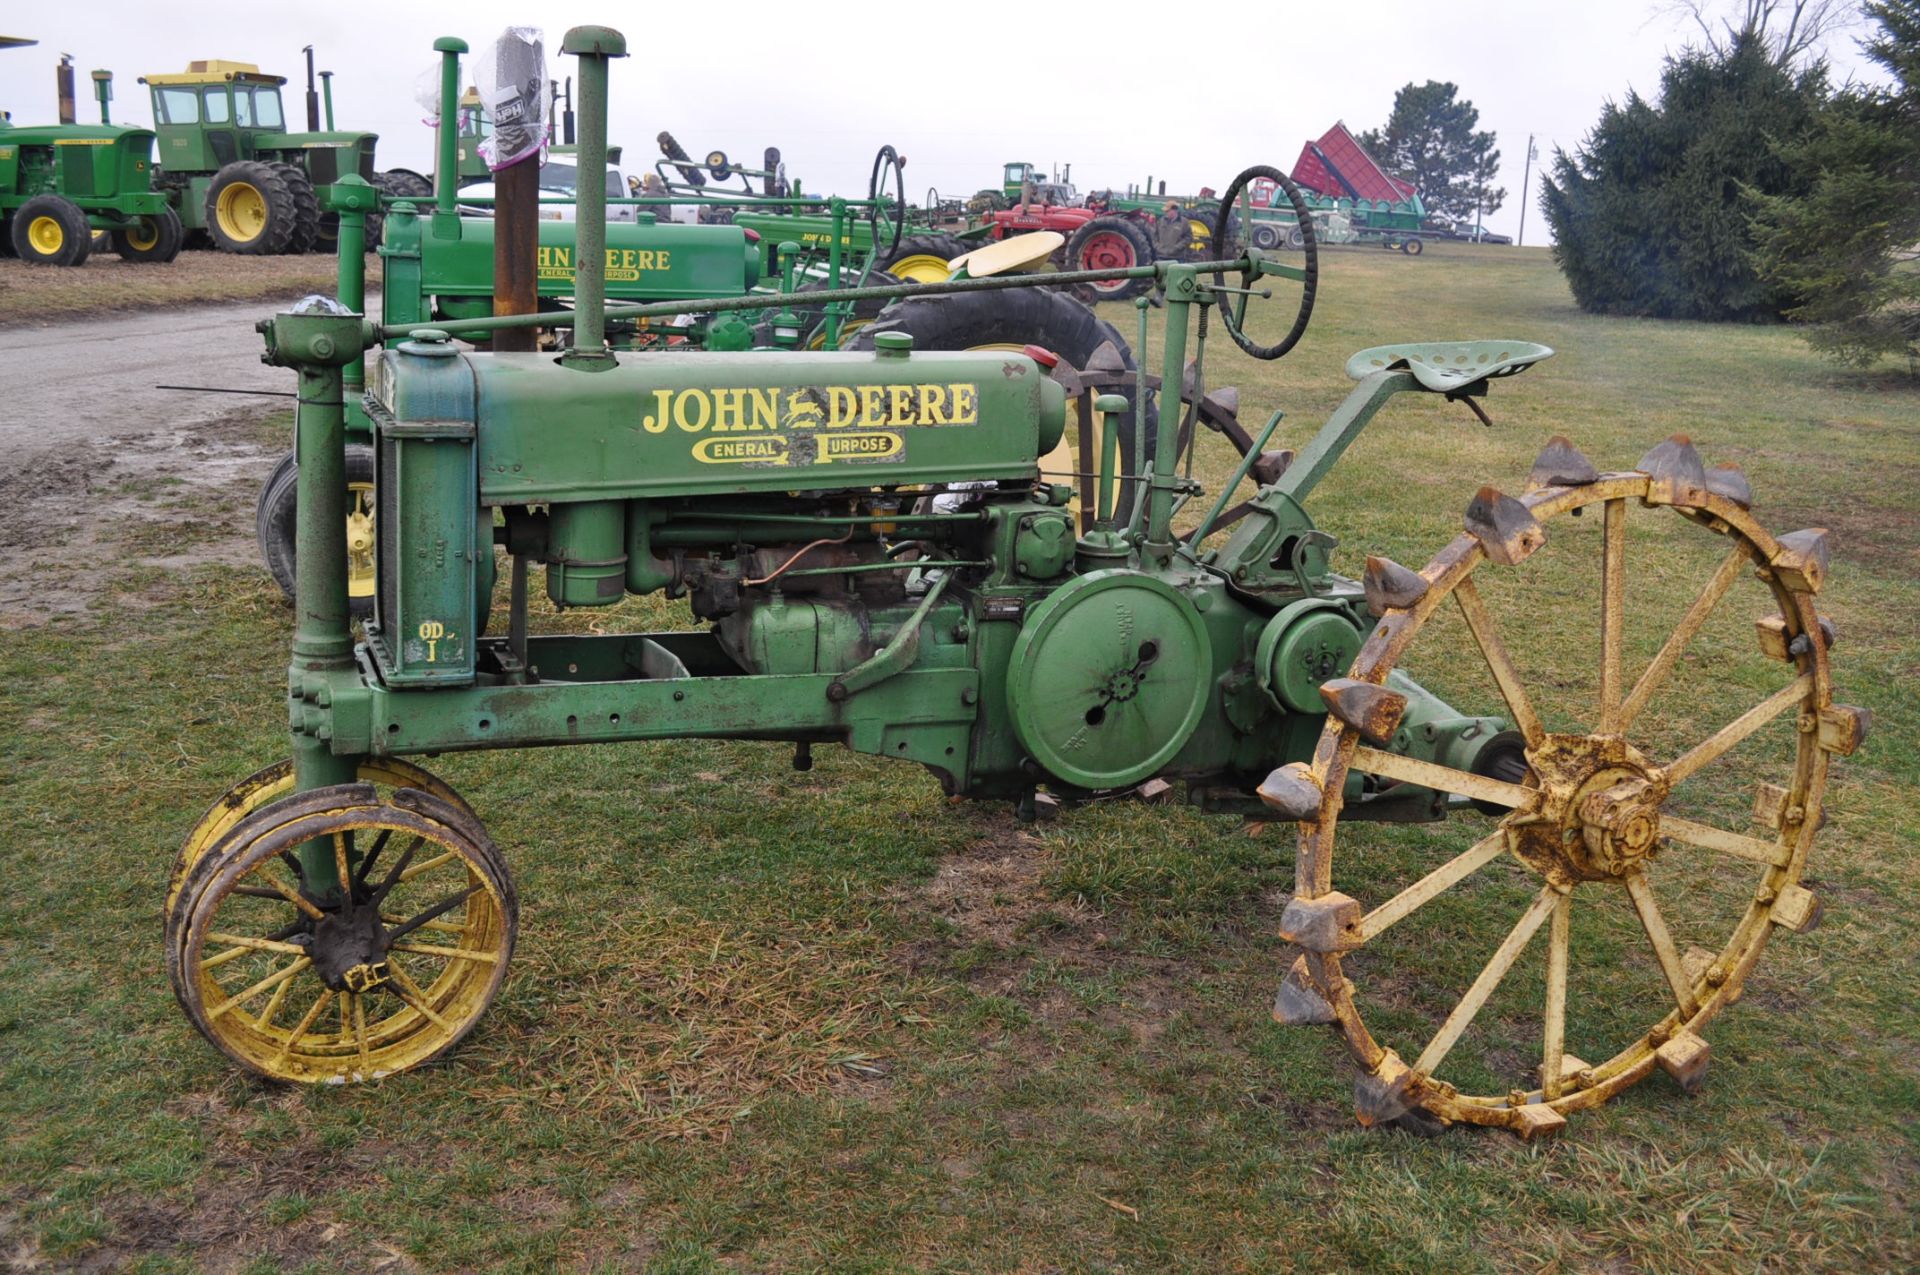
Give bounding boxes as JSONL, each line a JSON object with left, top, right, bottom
{"left": 867, "top": 145, "right": 906, "bottom": 258}
{"left": 1210, "top": 164, "right": 1319, "bottom": 361}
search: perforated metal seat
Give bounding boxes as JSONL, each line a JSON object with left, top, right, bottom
{"left": 1345, "top": 340, "right": 1555, "bottom": 392}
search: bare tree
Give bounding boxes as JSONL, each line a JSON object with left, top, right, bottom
{"left": 1650, "top": 0, "right": 1860, "bottom": 66}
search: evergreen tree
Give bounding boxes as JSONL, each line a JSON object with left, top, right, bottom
{"left": 1751, "top": 0, "right": 1920, "bottom": 366}
{"left": 1357, "top": 82, "right": 1503, "bottom": 223}
{"left": 1540, "top": 27, "right": 1828, "bottom": 320}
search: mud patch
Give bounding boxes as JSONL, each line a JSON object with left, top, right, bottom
{"left": 0, "top": 407, "right": 282, "bottom": 629}
{"left": 902, "top": 819, "right": 1100, "bottom": 952}
{"left": 46, "top": 1093, "right": 412, "bottom": 1275}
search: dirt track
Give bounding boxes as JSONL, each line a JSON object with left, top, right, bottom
{"left": 0, "top": 296, "right": 371, "bottom": 627}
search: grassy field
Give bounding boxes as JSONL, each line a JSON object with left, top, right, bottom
{"left": 1, "top": 241, "right": 1915, "bottom": 1273}
{"left": 0, "top": 251, "right": 379, "bottom": 325}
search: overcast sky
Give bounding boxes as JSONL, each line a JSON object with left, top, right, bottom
{"left": 0, "top": 0, "right": 1892, "bottom": 242}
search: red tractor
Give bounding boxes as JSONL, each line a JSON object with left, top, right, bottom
{"left": 958, "top": 163, "right": 1163, "bottom": 302}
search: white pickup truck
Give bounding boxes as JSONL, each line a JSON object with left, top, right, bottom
{"left": 459, "top": 158, "right": 636, "bottom": 223}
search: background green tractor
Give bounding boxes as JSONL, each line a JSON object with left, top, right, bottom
{"left": 0, "top": 57, "right": 181, "bottom": 265}
{"left": 0, "top": 120, "right": 180, "bottom": 265}
{"left": 139, "top": 58, "right": 429, "bottom": 254}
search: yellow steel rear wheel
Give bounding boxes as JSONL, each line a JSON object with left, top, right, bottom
{"left": 215, "top": 181, "right": 268, "bottom": 243}
{"left": 171, "top": 784, "right": 516, "bottom": 1083}
{"left": 886, "top": 252, "right": 954, "bottom": 284}
{"left": 346, "top": 479, "right": 377, "bottom": 602}
{"left": 27, "top": 216, "right": 64, "bottom": 255}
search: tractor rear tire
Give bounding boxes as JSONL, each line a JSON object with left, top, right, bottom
{"left": 110, "top": 206, "right": 185, "bottom": 263}
{"left": 10, "top": 194, "right": 92, "bottom": 266}
{"left": 848, "top": 286, "right": 1155, "bottom": 483}
{"left": 206, "top": 161, "right": 300, "bottom": 255}
{"left": 268, "top": 162, "right": 321, "bottom": 254}
{"left": 257, "top": 445, "right": 378, "bottom": 621}
{"left": 370, "top": 169, "right": 434, "bottom": 247}
{"left": 877, "top": 234, "right": 974, "bottom": 284}
{"left": 1065, "top": 216, "right": 1155, "bottom": 302}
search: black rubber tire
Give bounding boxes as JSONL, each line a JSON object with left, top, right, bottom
{"left": 205, "top": 160, "right": 299, "bottom": 255}
{"left": 1065, "top": 215, "right": 1155, "bottom": 301}
{"left": 876, "top": 233, "right": 974, "bottom": 284}
{"left": 657, "top": 131, "right": 705, "bottom": 187}
{"left": 1402, "top": 236, "right": 1424, "bottom": 256}
{"left": 848, "top": 287, "right": 1155, "bottom": 483}
{"left": 10, "top": 194, "right": 92, "bottom": 266}
{"left": 1250, "top": 222, "right": 1282, "bottom": 251}
{"left": 258, "top": 445, "right": 377, "bottom": 620}
{"left": 110, "top": 206, "right": 184, "bottom": 263}
{"left": 1286, "top": 226, "right": 1307, "bottom": 251}
{"left": 371, "top": 169, "right": 433, "bottom": 248}
{"left": 269, "top": 162, "right": 321, "bottom": 254}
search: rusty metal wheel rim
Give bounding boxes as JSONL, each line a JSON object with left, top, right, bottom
{"left": 172, "top": 788, "right": 515, "bottom": 1083}
{"left": 168, "top": 756, "right": 472, "bottom": 922}
{"left": 1288, "top": 448, "right": 1847, "bottom": 1135}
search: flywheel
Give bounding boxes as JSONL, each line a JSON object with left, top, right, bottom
{"left": 1007, "top": 570, "right": 1213, "bottom": 791}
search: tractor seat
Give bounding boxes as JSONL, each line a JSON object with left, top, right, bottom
{"left": 1345, "top": 341, "right": 1554, "bottom": 393}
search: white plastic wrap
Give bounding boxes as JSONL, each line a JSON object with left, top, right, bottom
{"left": 474, "top": 27, "right": 547, "bottom": 172}
{"left": 413, "top": 61, "right": 445, "bottom": 125}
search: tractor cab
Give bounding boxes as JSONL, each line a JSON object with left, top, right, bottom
{"left": 137, "top": 59, "right": 391, "bottom": 254}
{"left": 1000, "top": 161, "right": 1077, "bottom": 208}
{"left": 143, "top": 63, "right": 289, "bottom": 171}
{"left": 453, "top": 87, "right": 490, "bottom": 185}
{"left": 142, "top": 61, "right": 377, "bottom": 186}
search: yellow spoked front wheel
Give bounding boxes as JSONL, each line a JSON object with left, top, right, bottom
{"left": 169, "top": 756, "right": 473, "bottom": 920}
{"left": 170, "top": 783, "right": 516, "bottom": 1082}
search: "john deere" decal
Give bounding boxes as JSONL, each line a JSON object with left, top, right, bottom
{"left": 644, "top": 383, "right": 979, "bottom": 467}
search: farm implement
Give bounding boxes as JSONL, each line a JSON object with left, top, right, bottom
{"left": 171, "top": 26, "right": 1866, "bottom": 1137}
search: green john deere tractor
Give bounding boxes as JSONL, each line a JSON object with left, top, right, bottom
{"left": 139, "top": 58, "right": 430, "bottom": 254}
{"left": 0, "top": 59, "right": 181, "bottom": 265}
{"left": 0, "top": 120, "right": 181, "bottom": 265}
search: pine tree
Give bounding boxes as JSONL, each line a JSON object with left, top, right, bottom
{"left": 1357, "top": 82, "right": 1503, "bottom": 223}
{"left": 1540, "top": 28, "right": 1828, "bottom": 320}
{"left": 1751, "top": 0, "right": 1920, "bottom": 367}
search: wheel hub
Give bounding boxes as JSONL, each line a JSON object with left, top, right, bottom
{"left": 1504, "top": 734, "right": 1668, "bottom": 884}
{"left": 306, "top": 905, "right": 392, "bottom": 992}
{"left": 1103, "top": 665, "right": 1145, "bottom": 703}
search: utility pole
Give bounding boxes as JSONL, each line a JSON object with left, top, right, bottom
{"left": 1518, "top": 134, "right": 1538, "bottom": 247}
